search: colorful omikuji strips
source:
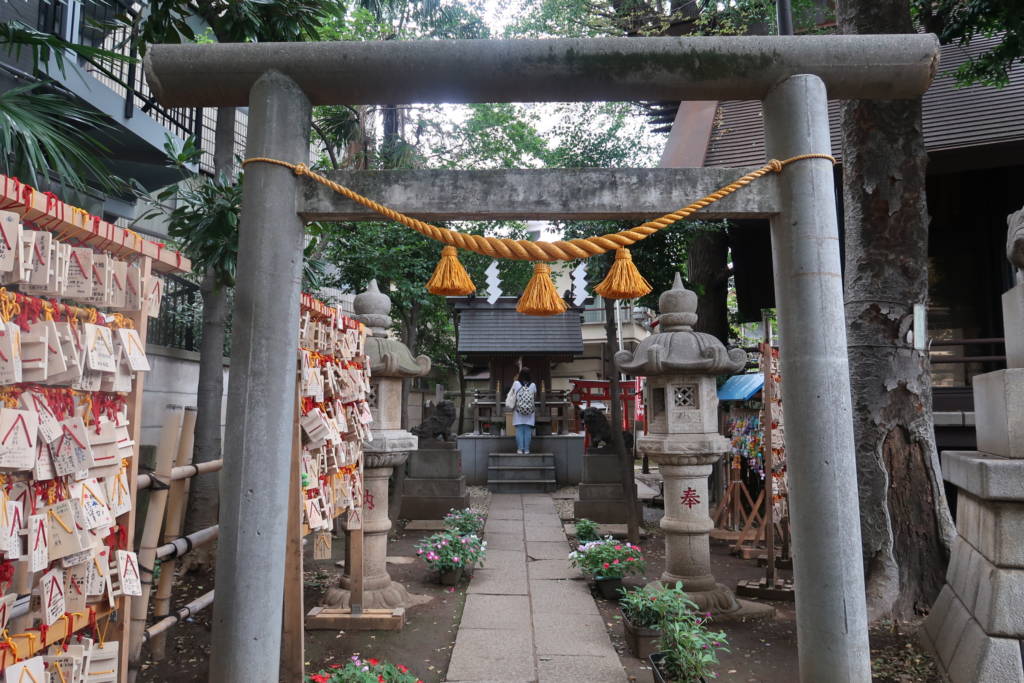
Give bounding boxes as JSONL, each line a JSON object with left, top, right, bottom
{"left": 297, "top": 299, "right": 373, "bottom": 552}
{"left": 0, "top": 184, "right": 185, "bottom": 678}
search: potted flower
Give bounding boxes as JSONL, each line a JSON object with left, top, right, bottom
{"left": 443, "top": 508, "right": 486, "bottom": 537}
{"left": 306, "top": 656, "right": 422, "bottom": 682}
{"left": 568, "top": 537, "right": 646, "bottom": 599}
{"left": 649, "top": 609, "right": 729, "bottom": 683}
{"left": 415, "top": 531, "right": 486, "bottom": 585}
{"left": 618, "top": 583, "right": 697, "bottom": 659}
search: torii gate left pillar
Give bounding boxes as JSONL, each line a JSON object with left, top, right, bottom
{"left": 209, "top": 70, "right": 311, "bottom": 682}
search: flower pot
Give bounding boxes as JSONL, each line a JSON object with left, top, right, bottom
{"left": 622, "top": 613, "right": 660, "bottom": 660}
{"left": 594, "top": 576, "right": 624, "bottom": 600}
{"left": 648, "top": 652, "right": 706, "bottom": 683}
{"left": 438, "top": 567, "right": 464, "bottom": 585}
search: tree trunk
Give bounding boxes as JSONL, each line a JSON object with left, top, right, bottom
{"left": 182, "top": 105, "right": 235, "bottom": 570}
{"left": 686, "top": 229, "right": 730, "bottom": 344}
{"left": 182, "top": 268, "right": 228, "bottom": 567}
{"left": 838, "top": 0, "right": 955, "bottom": 622}
{"left": 400, "top": 301, "right": 421, "bottom": 430}
{"left": 604, "top": 296, "right": 640, "bottom": 544}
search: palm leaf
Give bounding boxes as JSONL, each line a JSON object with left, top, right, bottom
{"left": 0, "top": 81, "right": 122, "bottom": 193}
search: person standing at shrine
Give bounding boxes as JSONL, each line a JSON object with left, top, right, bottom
{"left": 511, "top": 367, "right": 537, "bottom": 454}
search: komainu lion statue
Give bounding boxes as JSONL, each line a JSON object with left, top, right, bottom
{"left": 411, "top": 399, "right": 456, "bottom": 442}
{"left": 581, "top": 406, "right": 634, "bottom": 451}
{"left": 1009, "top": 207, "right": 1024, "bottom": 278}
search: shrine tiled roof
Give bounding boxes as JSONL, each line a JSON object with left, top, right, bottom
{"left": 703, "top": 34, "right": 1024, "bottom": 168}
{"left": 454, "top": 297, "right": 583, "bottom": 355}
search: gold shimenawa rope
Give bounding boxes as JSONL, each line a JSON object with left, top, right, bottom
{"left": 241, "top": 154, "right": 836, "bottom": 262}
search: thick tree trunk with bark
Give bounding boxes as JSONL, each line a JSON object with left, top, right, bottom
{"left": 838, "top": 0, "right": 955, "bottom": 622}
{"left": 182, "top": 105, "right": 235, "bottom": 569}
{"left": 687, "top": 229, "right": 730, "bottom": 344}
{"left": 604, "top": 296, "right": 640, "bottom": 544}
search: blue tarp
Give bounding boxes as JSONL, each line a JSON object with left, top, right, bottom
{"left": 718, "top": 374, "right": 764, "bottom": 401}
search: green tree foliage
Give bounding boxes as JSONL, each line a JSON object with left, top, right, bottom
{"left": 914, "top": 0, "right": 1024, "bottom": 87}
{"left": 129, "top": 0, "right": 332, "bottom": 47}
{"left": 0, "top": 21, "right": 134, "bottom": 192}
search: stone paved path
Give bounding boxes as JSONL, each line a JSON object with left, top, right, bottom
{"left": 445, "top": 493, "right": 628, "bottom": 683}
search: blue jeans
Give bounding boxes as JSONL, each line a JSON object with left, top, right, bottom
{"left": 515, "top": 424, "right": 534, "bottom": 453}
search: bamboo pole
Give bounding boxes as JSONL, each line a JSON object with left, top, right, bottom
{"left": 155, "top": 526, "right": 219, "bottom": 561}
{"left": 144, "top": 590, "right": 215, "bottom": 641}
{"left": 136, "top": 459, "right": 222, "bottom": 490}
{"left": 117, "top": 255, "right": 154, "bottom": 683}
{"left": 149, "top": 407, "right": 196, "bottom": 660}
{"left": 126, "top": 405, "right": 183, "bottom": 682}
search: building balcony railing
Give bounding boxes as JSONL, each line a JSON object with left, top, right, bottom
{"left": 35, "top": 0, "right": 245, "bottom": 176}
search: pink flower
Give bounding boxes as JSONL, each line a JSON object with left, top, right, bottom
{"left": 367, "top": 658, "right": 380, "bottom": 666}
{"left": 612, "top": 559, "right": 620, "bottom": 564}
{"left": 626, "top": 557, "right": 634, "bottom": 562}
{"left": 602, "top": 562, "right": 610, "bottom": 569}
{"left": 310, "top": 675, "right": 329, "bottom": 683}
{"left": 614, "top": 545, "right": 622, "bottom": 550}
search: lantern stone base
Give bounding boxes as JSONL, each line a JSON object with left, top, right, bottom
{"left": 325, "top": 578, "right": 431, "bottom": 611}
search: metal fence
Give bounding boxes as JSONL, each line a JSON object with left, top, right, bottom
{"left": 146, "top": 274, "right": 203, "bottom": 353}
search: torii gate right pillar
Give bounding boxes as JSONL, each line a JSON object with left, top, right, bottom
{"left": 763, "top": 74, "right": 872, "bottom": 681}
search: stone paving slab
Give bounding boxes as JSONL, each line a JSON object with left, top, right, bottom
{"left": 537, "top": 655, "right": 627, "bottom": 683}
{"left": 466, "top": 568, "right": 529, "bottom": 595}
{"left": 536, "top": 655, "right": 622, "bottom": 679}
{"left": 446, "top": 629, "right": 535, "bottom": 682}
{"left": 487, "top": 508, "right": 525, "bottom": 520}
{"left": 529, "top": 579, "right": 601, "bottom": 616}
{"left": 484, "top": 532, "right": 525, "bottom": 550}
{"left": 527, "top": 540, "right": 572, "bottom": 560}
{"left": 525, "top": 525, "right": 567, "bottom": 542}
{"left": 484, "top": 519, "right": 524, "bottom": 535}
{"left": 460, "top": 594, "right": 531, "bottom": 630}
{"left": 528, "top": 559, "right": 581, "bottom": 581}
{"left": 534, "top": 612, "right": 617, "bottom": 656}
{"left": 488, "top": 494, "right": 524, "bottom": 509}
{"left": 479, "top": 549, "right": 524, "bottom": 570}
{"left": 523, "top": 513, "right": 563, "bottom": 527}
{"left": 445, "top": 493, "right": 622, "bottom": 683}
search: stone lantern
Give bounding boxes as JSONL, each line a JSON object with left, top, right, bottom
{"left": 328, "top": 279, "right": 431, "bottom": 610}
{"left": 616, "top": 274, "right": 770, "bottom": 618}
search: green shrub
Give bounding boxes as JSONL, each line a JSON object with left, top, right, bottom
{"left": 574, "top": 518, "right": 599, "bottom": 542}
{"left": 619, "top": 582, "right": 697, "bottom": 629}
{"left": 443, "top": 508, "right": 486, "bottom": 536}
{"left": 415, "top": 531, "right": 486, "bottom": 573}
{"left": 306, "top": 656, "right": 421, "bottom": 682}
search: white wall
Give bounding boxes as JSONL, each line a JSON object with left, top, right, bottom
{"left": 140, "top": 345, "right": 229, "bottom": 448}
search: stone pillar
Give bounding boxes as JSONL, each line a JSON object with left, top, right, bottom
{"left": 325, "top": 280, "right": 431, "bottom": 610}
{"left": 210, "top": 71, "right": 310, "bottom": 683}
{"left": 922, "top": 208, "right": 1024, "bottom": 681}
{"left": 615, "top": 275, "right": 772, "bottom": 619}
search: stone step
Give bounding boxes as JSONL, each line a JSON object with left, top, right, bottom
{"left": 488, "top": 453, "right": 555, "bottom": 467}
{"left": 487, "top": 465, "right": 556, "bottom": 480}
{"left": 487, "top": 479, "right": 558, "bottom": 494}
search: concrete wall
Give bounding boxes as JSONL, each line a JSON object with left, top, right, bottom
{"left": 140, "top": 344, "right": 228, "bottom": 447}
{"left": 458, "top": 434, "right": 584, "bottom": 486}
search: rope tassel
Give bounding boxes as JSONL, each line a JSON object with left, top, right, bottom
{"left": 516, "top": 263, "right": 568, "bottom": 316}
{"left": 426, "top": 246, "right": 476, "bottom": 296}
{"left": 594, "top": 248, "right": 652, "bottom": 300}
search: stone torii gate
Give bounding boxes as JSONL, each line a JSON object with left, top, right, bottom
{"left": 144, "top": 35, "right": 939, "bottom": 683}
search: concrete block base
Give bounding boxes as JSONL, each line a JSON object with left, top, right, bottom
{"left": 401, "top": 495, "right": 471, "bottom": 520}
{"left": 972, "top": 369, "right": 1024, "bottom": 458}
{"left": 572, "top": 499, "right": 641, "bottom": 524}
{"left": 922, "top": 585, "right": 1024, "bottom": 683}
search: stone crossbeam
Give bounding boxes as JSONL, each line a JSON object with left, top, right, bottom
{"left": 145, "top": 34, "right": 939, "bottom": 107}
{"left": 300, "top": 167, "right": 779, "bottom": 222}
